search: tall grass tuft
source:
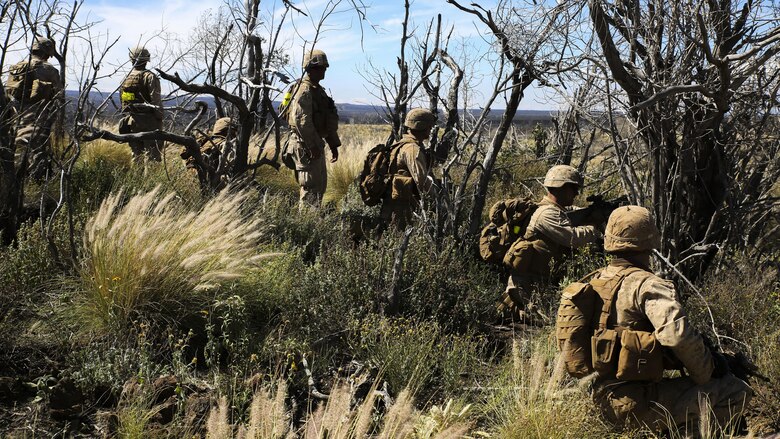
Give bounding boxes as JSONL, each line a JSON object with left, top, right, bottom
{"left": 485, "top": 332, "right": 611, "bottom": 439}
{"left": 78, "top": 187, "right": 268, "bottom": 332}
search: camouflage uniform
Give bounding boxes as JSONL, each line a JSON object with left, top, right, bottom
{"left": 4, "top": 37, "right": 63, "bottom": 179}
{"left": 285, "top": 50, "right": 340, "bottom": 207}
{"left": 380, "top": 132, "right": 432, "bottom": 229}
{"left": 182, "top": 117, "right": 236, "bottom": 172}
{"left": 118, "top": 47, "right": 163, "bottom": 163}
{"left": 590, "top": 206, "right": 752, "bottom": 431}
{"left": 502, "top": 166, "right": 601, "bottom": 319}
{"left": 379, "top": 109, "right": 437, "bottom": 230}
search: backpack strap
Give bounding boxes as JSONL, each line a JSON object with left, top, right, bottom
{"left": 594, "top": 266, "right": 649, "bottom": 331}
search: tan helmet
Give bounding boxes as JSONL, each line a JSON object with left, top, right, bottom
{"left": 32, "top": 36, "right": 56, "bottom": 57}
{"left": 129, "top": 46, "right": 151, "bottom": 63}
{"left": 303, "top": 50, "right": 329, "bottom": 69}
{"left": 604, "top": 205, "right": 661, "bottom": 253}
{"left": 404, "top": 108, "right": 436, "bottom": 130}
{"left": 212, "top": 117, "right": 236, "bottom": 137}
{"left": 543, "top": 165, "right": 582, "bottom": 188}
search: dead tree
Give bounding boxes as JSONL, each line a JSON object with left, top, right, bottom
{"left": 447, "top": 0, "right": 571, "bottom": 237}
{"left": 588, "top": 0, "right": 780, "bottom": 277}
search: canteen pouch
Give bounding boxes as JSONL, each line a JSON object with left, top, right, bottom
{"left": 29, "top": 79, "right": 54, "bottom": 103}
{"left": 592, "top": 328, "right": 619, "bottom": 376}
{"left": 391, "top": 175, "right": 416, "bottom": 201}
{"left": 616, "top": 329, "right": 664, "bottom": 382}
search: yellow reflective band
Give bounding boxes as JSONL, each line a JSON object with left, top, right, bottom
{"left": 513, "top": 225, "right": 521, "bottom": 235}
{"left": 121, "top": 91, "right": 136, "bottom": 102}
{"left": 282, "top": 91, "right": 292, "bottom": 107}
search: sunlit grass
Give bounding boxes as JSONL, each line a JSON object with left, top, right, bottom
{"left": 78, "top": 186, "right": 269, "bottom": 332}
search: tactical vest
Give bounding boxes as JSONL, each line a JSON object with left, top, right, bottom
{"left": 557, "top": 265, "right": 664, "bottom": 381}
{"left": 5, "top": 59, "right": 54, "bottom": 105}
{"left": 120, "top": 70, "right": 152, "bottom": 111}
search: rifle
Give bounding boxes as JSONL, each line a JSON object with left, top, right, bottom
{"left": 703, "top": 335, "right": 769, "bottom": 383}
{"left": 567, "top": 194, "right": 629, "bottom": 227}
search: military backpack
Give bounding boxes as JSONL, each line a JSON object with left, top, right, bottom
{"left": 4, "top": 59, "right": 54, "bottom": 105}
{"left": 478, "top": 197, "right": 537, "bottom": 265}
{"left": 556, "top": 265, "right": 664, "bottom": 381}
{"left": 358, "top": 142, "right": 400, "bottom": 206}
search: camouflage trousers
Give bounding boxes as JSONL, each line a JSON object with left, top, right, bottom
{"left": 379, "top": 198, "right": 415, "bottom": 231}
{"left": 498, "top": 273, "right": 550, "bottom": 324}
{"left": 592, "top": 375, "right": 752, "bottom": 432}
{"left": 12, "top": 107, "right": 56, "bottom": 180}
{"left": 294, "top": 146, "right": 327, "bottom": 207}
{"left": 118, "top": 113, "right": 162, "bottom": 163}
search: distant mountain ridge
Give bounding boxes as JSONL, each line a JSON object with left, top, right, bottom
{"left": 65, "top": 90, "right": 556, "bottom": 124}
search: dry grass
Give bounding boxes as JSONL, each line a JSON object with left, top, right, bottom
{"left": 200, "top": 376, "right": 474, "bottom": 439}
{"left": 78, "top": 186, "right": 268, "bottom": 331}
{"left": 78, "top": 138, "right": 133, "bottom": 168}
{"left": 485, "top": 333, "right": 611, "bottom": 439}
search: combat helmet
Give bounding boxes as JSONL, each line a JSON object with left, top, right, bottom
{"left": 32, "top": 36, "right": 56, "bottom": 57}
{"left": 543, "top": 165, "right": 582, "bottom": 188}
{"left": 604, "top": 205, "right": 661, "bottom": 253}
{"left": 129, "top": 46, "right": 151, "bottom": 64}
{"left": 303, "top": 50, "right": 329, "bottom": 69}
{"left": 212, "top": 117, "right": 237, "bottom": 137}
{"left": 404, "top": 108, "right": 436, "bottom": 130}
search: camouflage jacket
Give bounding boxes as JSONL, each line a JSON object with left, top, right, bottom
{"left": 596, "top": 261, "right": 714, "bottom": 384}
{"left": 120, "top": 68, "right": 163, "bottom": 120}
{"left": 286, "top": 75, "right": 340, "bottom": 152}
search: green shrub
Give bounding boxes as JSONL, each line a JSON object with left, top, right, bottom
{"left": 347, "top": 316, "right": 487, "bottom": 401}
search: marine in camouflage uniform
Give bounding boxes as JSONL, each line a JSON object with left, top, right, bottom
{"left": 284, "top": 49, "right": 341, "bottom": 207}
{"left": 502, "top": 165, "right": 602, "bottom": 321}
{"left": 3, "top": 37, "right": 63, "bottom": 179}
{"left": 181, "top": 117, "right": 236, "bottom": 189}
{"left": 118, "top": 46, "right": 163, "bottom": 163}
{"left": 379, "top": 108, "right": 436, "bottom": 230}
{"left": 590, "top": 206, "right": 752, "bottom": 431}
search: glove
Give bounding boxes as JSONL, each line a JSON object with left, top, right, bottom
{"left": 711, "top": 351, "right": 730, "bottom": 378}
{"left": 329, "top": 145, "right": 339, "bottom": 163}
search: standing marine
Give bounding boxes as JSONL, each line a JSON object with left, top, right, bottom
{"left": 558, "top": 205, "right": 752, "bottom": 431}
{"left": 379, "top": 108, "right": 437, "bottom": 230}
{"left": 283, "top": 49, "right": 341, "bottom": 207}
{"left": 501, "top": 165, "right": 602, "bottom": 321}
{"left": 118, "top": 46, "right": 163, "bottom": 163}
{"left": 4, "top": 36, "right": 63, "bottom": 179}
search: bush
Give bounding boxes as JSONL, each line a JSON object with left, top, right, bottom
{"left": 76, "top": 187, "right": 270, "bottom": 333}
{"left": 347, "top": 316, "right": 487, "bottom": 402}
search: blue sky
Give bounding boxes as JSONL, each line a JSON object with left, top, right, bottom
{"left": 16, "top": 0, "right": 554, "bottom": 109}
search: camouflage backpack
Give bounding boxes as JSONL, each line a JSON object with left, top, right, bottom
{"left": 358, "top": 142, "right": 398, "bottom": 206}
{"left": 478, "top": 197, "right": 537, "bottom": 264}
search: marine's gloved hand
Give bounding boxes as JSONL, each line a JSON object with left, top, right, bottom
{"left": 711, "top": 350, "right": 730, "bottom": 379}
{"left": 329, "top": 145, "right": 339, "bottom": 163}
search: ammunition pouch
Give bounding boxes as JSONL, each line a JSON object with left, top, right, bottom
{"left": 616, "top": 329, "right": 664, "bottom": 382}
{"left": 592, "top": 328, "right": 619, "bottom": 377}
{"left": 479, "top": 222, "right": 519, "bottom": 265}
{"left": 390, "top": 174, "right": 416, "bottom": 201}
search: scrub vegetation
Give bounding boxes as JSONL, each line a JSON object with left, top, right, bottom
{"left": 0, "top": 125, "right": 777, "bottom": 438}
